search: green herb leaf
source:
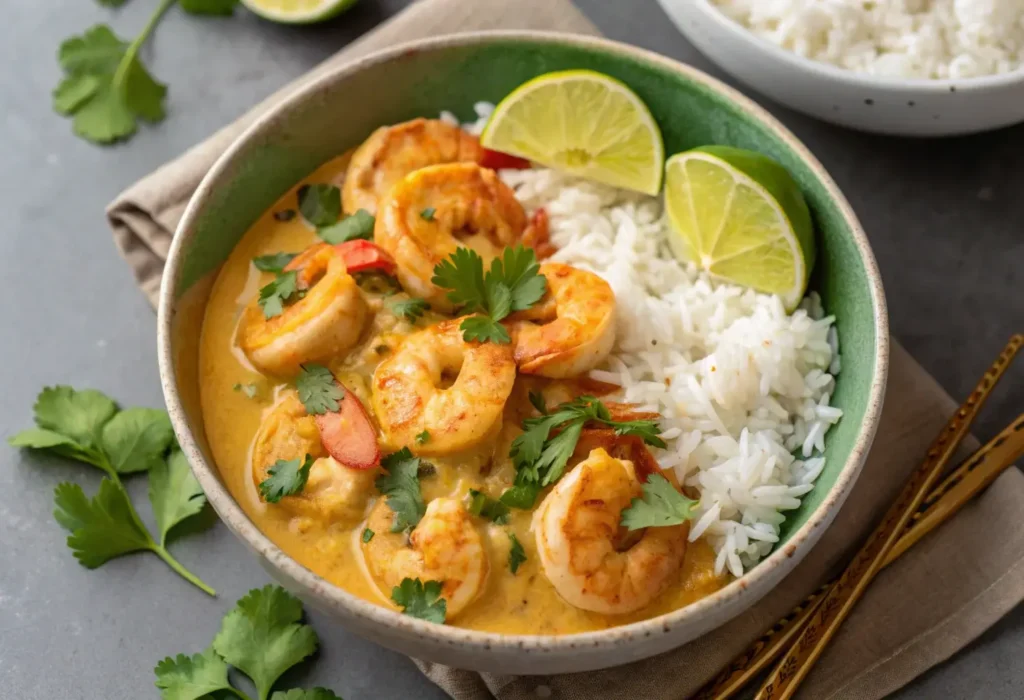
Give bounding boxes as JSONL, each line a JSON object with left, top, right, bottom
{"left": 415, "top": 430, "right": 431, "bottom": 445}
{"left": 96, "top": 0, "right": 130, "bottom": 6}
{"left": 620, "top": 474, "right": 697, "bottom": 530}
{"left": 295, "top": 364, "right": 344, "bottom": 415}
{"left": 420, "top": 207, "right": 436, "bottom": 221}
{"left": 375, "top": 448, "right": 425, "bottom": 532}
{"left": 149, "top": 450, "right": 207, "bottom": 547}
{"left": 233, "top": 382, "right": 259, "bottom": 399}
{"left": 391, "top": 578, "right": 446, "bottom": 624}
{"left": 508, "top": 533, "right": 526, "bottom": 574}
{"left": 459, "top": 316, "right": 511, "bottom": 344}
{"left": 53, "top": 74, "right": 101, "bottom": 115}
{"left": 490, "top": 245, "right": 547, "bottom": 313}
{"left": 8, "top": 427, "right": 97, "bottom": 463}
{"left": 153, "top": 647, "right": 232, "bottom": 700}
{"left": 212, "top": 585, "right": 319, "bottom": 700}
{"left": 253, "top": 252, "right": 298, "bottom": 273}
{"left": 297, "top": 184, "right": 341, "bottom": 227}
{"left": 33, "top": 385, "right": 117, "bottom": 449}
{"left": 391, "top": 298, "right": 431, "bottom": 323}
{"left": 99, "top": 407, "right": 174, "bottom": 474}
{"left": 259, "top": 270, "right": 299, "bottom": 319}
{"left": 270, "top": 690, "right": 344, "bottom": 700}
{"left": 53, "top": 479, "right": 152, "bottom": 568}
{"left": 179, "top": 0, "right": 238, "bottom": 15}
{"left": 317, "top": 209, "right": 375, "bottom": 244}
{"left": 528, "top": 390, "right": 546, "bottom": 414}
{"left": 259, "top": 455, "right": 315, "bottom": 504}
{"left": 499, "top": 482, "right": 541, "bottom": 510}
{"left": 466, "top": 489, "right": 510, "bottom": 524}
{"left": 361, "top": 528, "right": 374, "bottom": 543}
{"left": 431, "top": 247, "right": 488, "bottom": 312}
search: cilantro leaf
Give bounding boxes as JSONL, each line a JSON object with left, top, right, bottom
{"left": 33, "top": 385, "right": 117, "bottom": 449}
{"left": 415, "top": 430, "right": 430, "bottom": 445}
{"left": 99, "top": 406, "right": 174, "bottom": 474}
{"left": 375, "top": 448, "right": 425, "bottom": 532}
{"left": 8, "top": 427, "right": 97, "bottom": 463}
{"left": 297, "top": 184, "right": 341, "bottom": 227}
{"left": 259, "top": 270, "right": 299, "bottom": 319}
{"left": 154, "top": 647, "right": 232, "bottom": 700}
{"left": 535, "top": 420, "right": 583, "bottom": 486}
{"left": 499, "top": 482, "right": 541, "bottom": 510}
{"left": 53, "top": 479, "right": 153, "bottom": 568}
{"left": 620, "top": 474, "right": 698, "bottom": 531}
{"left": 528, "top": 390, "right": 547, "bottom": 414}
{"left": 259, "top": 455, "right": 315, "bottom": 504}
{"left": 361, "top": 528, "right": 374, "bottom": 543}
{"left": 271, "top": 689, "right": 344, "bottom": 700}
{"left": 253, "top": 252, "right": 297, "bottom": 273}
{"left": 212, "top": 585, "right": 319, "bottom": 700}
{"left": 179, "top": 0, "right": 238, "bottom": 15}
{"left": 149, "top": 450, "right": 208, "bottom": 547}
{"left": 391, "top": 297, "right": 431, "bottom": 322}
{"left": 391, "top": 578, "right": 446, "bottom": 624}
{"left": 97, "top": 0, "right": 130, "bottom": 6}
{"left": 317, "top": 209, "right": 375, "bottom": 244}
{"left": 53, "top": 75, "right": 101, "bottom": 115}
{"left": 612, "top": 420, "right": 667, "bottom": 448}
{"left": 490, "top": 245, "right": 547, "bottom": 312}
{"left": 508, "top": 533, "right": 526, "bottom": 574}
{"left": 295, "top": 364, "right": 344, "bottom": 415}
{"left": 466, "top": 489, "right": 510, "bottom": 524}
{"left": 431, "top": 247, "right": 488, "bottom": 311}
{"left": 420, "top": 207, "right": 436, "bottom": 221}
{"left": 460, "top": 316, "right": 511, "bottom": 344}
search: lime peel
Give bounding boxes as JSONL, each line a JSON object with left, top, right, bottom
{"left": 240, "top": 0, "right": 358, "bottom": 24}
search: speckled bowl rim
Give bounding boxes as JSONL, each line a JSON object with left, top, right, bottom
{"left": 679, "top": 0, "right": 1024, "bottom": 92}
{"left": 158, "top": 30, "right": 889, "bottom": 658}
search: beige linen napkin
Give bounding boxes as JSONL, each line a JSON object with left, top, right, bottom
{"left": 107, "top": 0, "right": 1024, "bottom": 698}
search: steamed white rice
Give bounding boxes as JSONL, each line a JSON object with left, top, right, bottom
{"left": 462, "top": 104, "right": 842, "bottom": 577}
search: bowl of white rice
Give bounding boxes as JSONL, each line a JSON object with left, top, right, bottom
{"left": 162, "top": 31, "right": 889, "bottom": 673}
{"left": 657, "top": 0, "right": 1024, "bottom": 136}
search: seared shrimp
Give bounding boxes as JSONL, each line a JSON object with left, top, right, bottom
{"left": 372, "top": 318, "right": 516, "bottom": 455}
{"left": 363, "top": 497, "right": 489, "bottom": 619}
{"left": 343, "top": 118, "right": 484, "bottom": 215}
{"left": 240, "top": 243, "right": 367, "bottom": 377}
{"left": 375, "top": 163, "right": 537, "bottom": 308}
{"left": 506, "top": 263, "right": 617, "bottom": 378}
{"left": 251, "top": 393, "right": 376, "bottom": 524}
{"left": 534, "top": 448, "right": 687, "bottom": 615}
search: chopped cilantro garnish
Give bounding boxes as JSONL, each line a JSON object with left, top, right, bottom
{"left": 391, "top": 298, "right": 431, "bottom": 323}
{"left": 391, "top": 578, "right": 446, "bottom": 624}
{"left": 375, "top": 448, "right": 425, "bottom": 532}
{"left": 466, "top": 489, "right": 510, "bottom": 524}
{"left": 430, "top": 245, "right": 547, "bottom": 344}
{"left": 252, "top": 252, "right": 297, "bottom": 273}
{"left": 415, "top": 429, "right": 431, "bottom": 445}
{"left": 258, "top": 270, "right": 299, "bottom": 319}
{"left": 258, "top": 455, "right": 315, "bottom": 503}
{"left": 233, "top": 382, "right": 259, "bottom": 399}
{"left": 294, "top": 364, "right": 343, "bottom": 415}
{"left": 317, "top": 209, "right": 375, "bottom": 244}
{"left": 420, "top": 207, "right": 436, "bottom": 221}
{"left": 297, "top": 184, "right": 341, "bottom": 227}
{"left": 361, "top": 528, "right": 374, "bottom": 544}
{"left": 620, "top": 474, "right": 698, "bottom": 531}
{"left": 508, "top": 533, "right": 526, "bottom": 574}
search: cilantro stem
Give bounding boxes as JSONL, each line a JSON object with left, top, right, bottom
{"left": 149, "top": 544, "right": 217, "bottom": 596}
{"left": 112, "top": 0, "right": 177, "bottom": 97}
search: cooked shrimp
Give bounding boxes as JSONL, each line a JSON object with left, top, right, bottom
{"left": 375, "top": 163, "right": 541, "bottom": 308}
{"left": 251, "top": 393, "right": 376, "bottom": 524}
{"left": 363, "top": 497, "right": 489, "bottom": 619}
{"left": 343, "top": 118, "right": 484, "bottom": 215}
{"left": 372, "top": 318, "right": 516, "bottom": 454}
{"left": 240, "top": 243, "right": 367, "bottom": 377}
{"left": 506, "top": 263, "right": 617, "bottom": 378}
{"left": 534, "top": 448, "right": 688, "bottom": 615}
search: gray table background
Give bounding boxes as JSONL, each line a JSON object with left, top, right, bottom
{"left": 2, "top": 1, "right": 1022, "bottom": 698}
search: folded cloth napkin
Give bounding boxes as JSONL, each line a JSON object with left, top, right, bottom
{"left": 106, "top": 0, "right": 1024, "bottom": 698}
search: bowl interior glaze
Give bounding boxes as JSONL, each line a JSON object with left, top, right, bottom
{"left": 162, "top": 32, "right": 886, "bottom": 673}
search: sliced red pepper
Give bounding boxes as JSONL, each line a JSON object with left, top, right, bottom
{"left": 334, "top": 239, "right": 397, "bottom": 275}
{"left": 315, "top": 382, "right": 380, "bottom": 470}
{"left": 478, "top": 148, "right": 532, "bottom": 171}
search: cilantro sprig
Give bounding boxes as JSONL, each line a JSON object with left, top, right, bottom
{"left": 465, "top": 489, "right": 510, "bottom": 524}
{"left": 620, "top": 474, "right": 698, "bottom": 530}
{"left": 391, "top": 297, "right": 431, "bottom": 323}
{"left": 508, "top": 533, "right": 527, "bottom": 574}
{"left": 431, "top": 246, "right": 547, "bottom": 343}
{"left": 253, "top": 252, "right": 297, "bottom": 274}
{"left": 318, "top": 209, "right": 375, "bottom": 244}
{"left": 295, "top": 364, "right": 344, "bottom": 415}
{"left": 258, "top": 270, "right": 300, "bottom": 319}
{"left": 258, "top": 455, "right": 315, "bottom": 504}
{"left": 501, "top": 396, "right": 665, "bottom": 509}
{"left": 296, "top": 184, "right": 375, "bottom": 243}
{"left": 375, "top": 448, "right": 425, "bottom": 532}
{"left": 391, "top": 578, "right": 446, "bottom": 624}
{"left": 155, "top": 584, "right": 342, "bottom": 700}
{"left": 9, "top": 386, "right": 215, "bottom": 595}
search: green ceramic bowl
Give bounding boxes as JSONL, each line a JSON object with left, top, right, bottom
{"left": 158, "top": 31, "right": 888, "bottom": 674}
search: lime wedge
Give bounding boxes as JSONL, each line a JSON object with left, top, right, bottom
{"left": 664, "top": 146, "right": 815, "bottom": 311}
{"left": 241, "top": 0, "right": 357, "bottom": 23}
{"left": 481, "top": 70, "right": 664, "bottom": 195}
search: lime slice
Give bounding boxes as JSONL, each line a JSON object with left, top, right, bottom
{"left": 241, "top": 0, "right": 357, "bottom": 23}
{"left": 664, "top": 146, "right": 815, "bottom": 311}
{"left": 481, "top": 70, "right": 664, "bottom": 195}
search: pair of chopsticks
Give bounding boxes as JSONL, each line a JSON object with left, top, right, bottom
{"left": 696, "top": 334, "right": 1024, "bottom": 700}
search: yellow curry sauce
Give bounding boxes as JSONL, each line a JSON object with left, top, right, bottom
{"left": 198, "top": 154, "right": 726, "bottom": 635}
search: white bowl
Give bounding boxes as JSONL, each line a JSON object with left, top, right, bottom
{"left": 656, "top": 0, "right": 1024, "bottom": 136}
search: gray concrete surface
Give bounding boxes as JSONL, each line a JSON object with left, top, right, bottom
{"left": 2, "top": 1, "right": 1022, "bottom": 698}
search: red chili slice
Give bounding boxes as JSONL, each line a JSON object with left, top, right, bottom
{"left": 315, "top": 385, "right": 380, "bottom": 470}
{"left": 334, "top": 239, "right": 397, "bottom": 275}
{"left": 478, "top": 148, "right": 532, "bottom": 171}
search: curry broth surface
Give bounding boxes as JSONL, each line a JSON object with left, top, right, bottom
{"left": 198, "top": 153, "right": 726, "bottom": 635}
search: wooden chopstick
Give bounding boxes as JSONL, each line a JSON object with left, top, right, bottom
{"left": 751, "top": 335, "right": 1022, "bottom": 700}
{"left": 694, "top": 411, "right": 1024, "bottom": 700}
